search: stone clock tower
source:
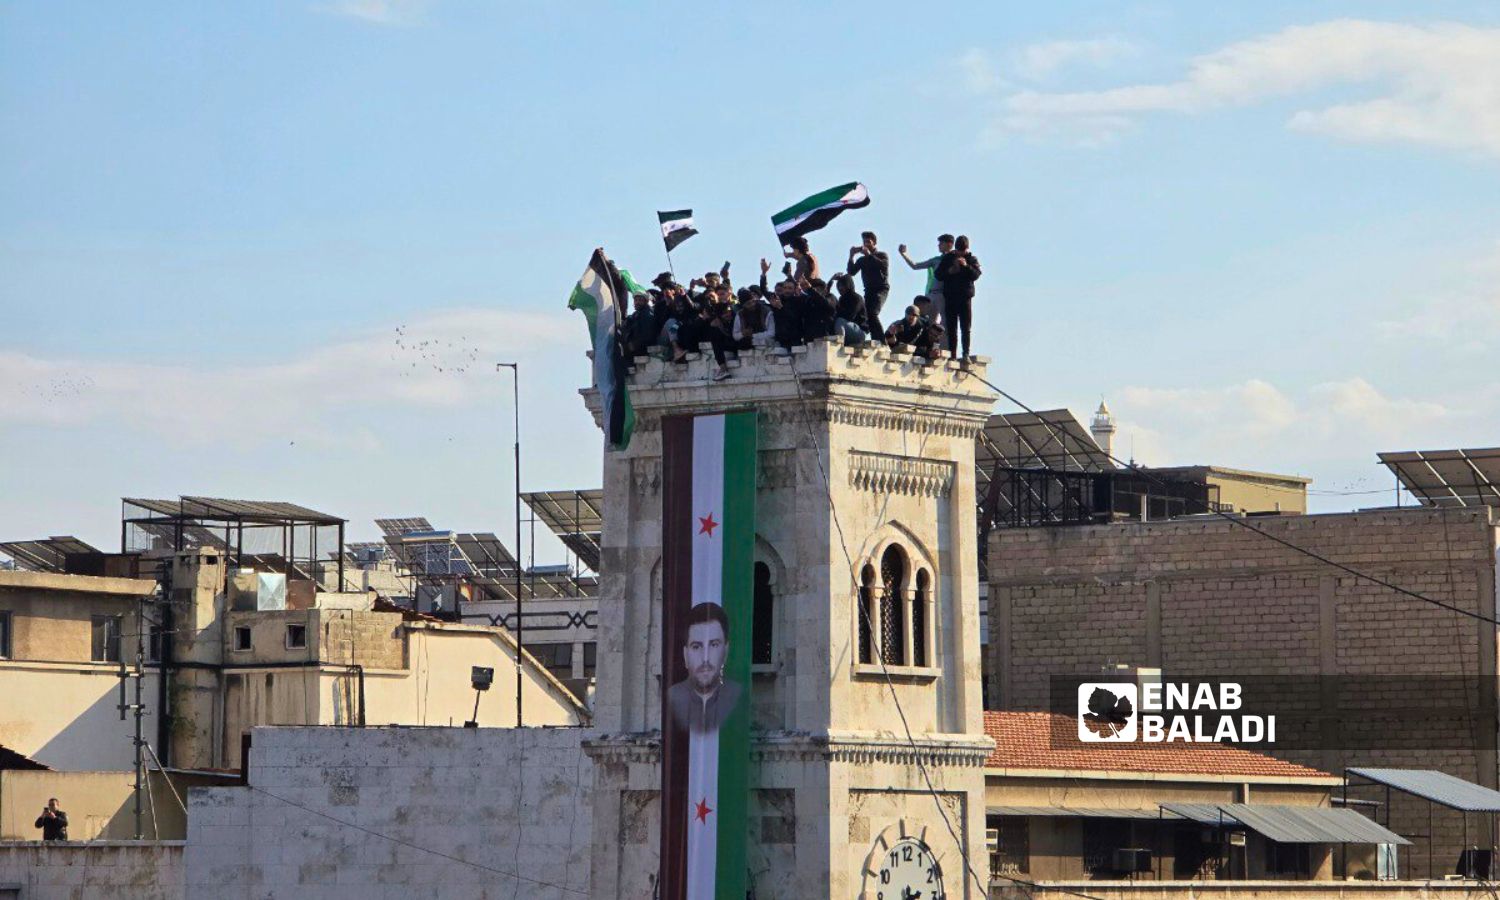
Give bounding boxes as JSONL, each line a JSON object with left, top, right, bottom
{"left": 583, "top": 340, "right": 996, "bottom": 899}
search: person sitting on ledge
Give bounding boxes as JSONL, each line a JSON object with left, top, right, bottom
{"left": 831, "top": 274, "right": 867, "bottom": 346}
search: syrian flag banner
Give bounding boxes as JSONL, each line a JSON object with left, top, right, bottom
{"left": 659, "top": 412, "right": 756, "bottom": 900}
{"left": 771, "top": 181, "right": 870, "bottom": 245}
{"left": 659, "top": 209, "right": 699, "bottom": 252}
{"left": 566, "top": 249, "right": 637, "bottom": 450}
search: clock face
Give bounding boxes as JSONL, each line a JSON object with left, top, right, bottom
{"left": 873, "top": 837, "right": 944, "bottom": 900}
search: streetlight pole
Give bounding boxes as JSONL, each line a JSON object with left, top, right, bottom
{"left": 497, "top": 362, "right": 523, "bottom": 727}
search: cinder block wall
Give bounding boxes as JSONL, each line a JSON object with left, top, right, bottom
{"left": 184, "top": 725, "right": 591, "bottom": 899}
{"left": 0, "top": 841, "right": 184, "bottom": 900}
{"left": 988, "top": 506, "right": 1497, "bottom": 875}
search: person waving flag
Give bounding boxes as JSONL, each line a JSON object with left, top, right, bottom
{"left": 771, "top": 182, "right": 870, "bottom": 245}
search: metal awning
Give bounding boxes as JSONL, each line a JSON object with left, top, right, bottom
{"left": 1160, "top": 803, "right": 1242, "bottom": 826}
{"left": 1348, "top": 768, "right": 1500, "bottom": 813}
{"left": 990, "top": 806, "right": 1171, "bottom": 820}
{"left": 1219, "top": 805, "right": 1410, "bottom": 845}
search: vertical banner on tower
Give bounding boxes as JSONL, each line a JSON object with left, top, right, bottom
{"left": 659, "top": 411, "right": 755, "bottom": 900}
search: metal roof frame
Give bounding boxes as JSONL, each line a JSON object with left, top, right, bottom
{"left": 0, "top": 536, "right": 100, "bottom": 573}
{"left": 1378, "top": 448, "right": 1500, "bottom": 508}
{"left": 1218, "top": 804, "right": 1410, "bottom": 846}
{"left": 1348, "top": 767, "right": 1500, "bottom": 813}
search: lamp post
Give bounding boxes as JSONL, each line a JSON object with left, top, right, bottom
{"left": 497, "top": 362, "right": 523, "bottom": 727}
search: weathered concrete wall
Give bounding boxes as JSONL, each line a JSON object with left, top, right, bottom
{"left": 992, "top": 882, "right": 1489, "bottom": 899}
{"left": 0, "top": 840, "right": 183, "bottom": 899}
{"left": 988, "top": 506, "right": 1498, "bottom": 881}
{"left": 0, "top": 771, "right": 231, "bottom": 842}
{"left": 184, "top": 725, "right": 591, "bottom": 900}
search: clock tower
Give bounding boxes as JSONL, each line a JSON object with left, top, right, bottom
{"left": 583, "top": 340, "right": 996, "bottom": 899}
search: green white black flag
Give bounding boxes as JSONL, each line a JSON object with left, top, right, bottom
{"left": 659, "top": 209, "right": 698, "bottom": 252}
{"left": 770, "top": 182, "right": 870, "bottom": 245}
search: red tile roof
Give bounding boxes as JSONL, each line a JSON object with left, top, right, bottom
{"left": 983, "top": 711, "right": 1331, "bottom": 779}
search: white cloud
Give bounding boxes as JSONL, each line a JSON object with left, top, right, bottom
{"left": 319, "top": 0, "right": 431, "bottom": 26}
{"left": 1111, "top": 376, "right": 1473, "bottom": 482}
{"left": 996, "top": 20, "right": 1500, "bottom": 155}
{"left": 1377, "top": 239, "right": 1500, "bottom": 346}
{"left": 1012, "top": 37, "right": 1139, "bottom": 81}
{"left": 0, "top": 308, "right": 576, "bottom": 445}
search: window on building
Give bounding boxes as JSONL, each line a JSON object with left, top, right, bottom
{"left": 913, "top": 568, "right": 930, "bottom": 668}
{"left": 878, "top": 545, "right": 907, "bottom": 666}
{"left": 1267, "top": 841, "right": 1310, "bottom": 878}
{"left": 0, "top": 610, "right": 11, "bottom": 659}
{"left": 532, "top": 642, "right": 573, "bottom": 681}
{"left": 285, "top": 623, "right": 307, "bottom": 650}
{"left": 751, "top": 561, "right": 774, "bottom": 667}
{"left": 233, "top": 626, "right": 252, "bottom": 652}
{"left": 91, "top": 615, "right": 123, "bottom": 663}
{"left": 857, "top": 565, "right": 875, "bottom": 665}
{"left": 146, "top": 623, "right": 163, "bottom": 663}
{"left": 581, "top": 641, "right": 597, "bottom": 678}
{"left": 1082, "top": 819, "right": 1131, "bottom": 875}
{"left": 989, "top": 815, "right": 1029, "bottom": 877}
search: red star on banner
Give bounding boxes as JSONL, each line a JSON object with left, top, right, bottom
{"left": 693, "top": 797, "right": 714, "bottom": 824}
{"left": 697, "top": 512, "right": 718, "bottom": 537}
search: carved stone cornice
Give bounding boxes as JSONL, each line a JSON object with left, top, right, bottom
{"left": 849, "top": 451, "right": 956, "bottom": 498}
{"left": 582, "top": 732, "right": 661, "bottom": 764}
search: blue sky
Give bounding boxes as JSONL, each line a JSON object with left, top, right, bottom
{"left": 3, "top": 1, "right": 1498, "bottom": 557}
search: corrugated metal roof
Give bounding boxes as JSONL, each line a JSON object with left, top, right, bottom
{"left": 1160, "top": 803, "right": 1242, "bottom": 826}
{"left": 1349, "top": 767, "right": 1500, "bottom": 813}
{"left": 1220, "top": 805, "right": 1410, "bottom": 845}
{"left": 989, "top": 806, "right": 1171, "bottom": 820}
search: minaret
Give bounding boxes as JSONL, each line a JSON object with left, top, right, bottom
{"left": 1090, "top": 399, "right": 1116, "bottom": 459}
{"left": 581, "top": 341, "right": 997, "bottom": 899}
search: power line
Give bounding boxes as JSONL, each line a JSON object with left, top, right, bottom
{"left": 247, "top": 784, "right": 588, "bottom": 896}
{"left": 786, "top": 363, "right": 1106, "bottom": 900}
{"left": 970, "top": 371, "right": 1500, "bottom": 628}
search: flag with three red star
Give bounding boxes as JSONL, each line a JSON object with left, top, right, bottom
{"left": 659, "top": 411, "right": 756, "bottom": 900}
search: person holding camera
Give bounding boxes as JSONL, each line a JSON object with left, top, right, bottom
{"left": 936, "top": 234, "right": 982, "bottom": 360}
{"left": 35, "top": 798, "right": 68, "bottom": 841}
{"left": 899, "top": 234, "right": 954, "bottom": 327}
{"left": 846, "top": 231, "right": 890, "bottom": 339}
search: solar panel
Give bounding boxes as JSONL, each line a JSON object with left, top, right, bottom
{"left": 454, "top": 533, "right": 519, "bottom": 577}
{"left": 0, "top": 536, "right": 100, "bottom": 573}
{"left": 375, "top": 517, "right": 434, "bottom": 537}
{"left": 471, "top": 572, "right": 599, "bottom": 602}
{"left": 976, "top": 410, "right": 1114, "bottom": 476}
{"left": 523, "top": 490, "right": 603, "bottom": 572}
{"left": 1378, "top": 448, "right": 1500, "bottom": 508}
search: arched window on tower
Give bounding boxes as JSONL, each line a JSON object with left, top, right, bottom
{"left": 752, "top": 561, "right": 774, "bottom": 667}
{"left": 879, "top": 545, "right": 907, "bottom": 666}
{"left": 913, "top": 568, "right": 931, "bottom": 668}
{"left": 858, "top": 565, "right": 876, "bottom": 665}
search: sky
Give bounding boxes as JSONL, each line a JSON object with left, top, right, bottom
{"left": 3, "top": 1, "right": 1499, "bottom": 561}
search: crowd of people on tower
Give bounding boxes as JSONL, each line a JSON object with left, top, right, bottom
{"left": 619, "top": 231, "right": 982, "bottom": 381}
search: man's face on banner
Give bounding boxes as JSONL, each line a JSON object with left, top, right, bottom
{"left": 682, "top": 619, "right": 727, "bottom": 693}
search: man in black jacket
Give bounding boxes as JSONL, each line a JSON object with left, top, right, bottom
{"left": 846, "top": 231, "right": 890, "bottom": 339}
{"left": 831, "top": 274, "right": 867, "bottom": 345}
{"left": 936, "top": 234, "right": 982, "bottom": 360}
{"left": 621, "top": 292, "right": 660, "bottom": 360}
{"left": 36, "top": 799, "right": 68, "bottom": 841}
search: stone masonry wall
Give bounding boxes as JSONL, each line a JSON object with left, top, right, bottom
{"left": 185, "top": 725, "right": 591, "bottom": 900}
{"left": 0, "top": 841, "right": 184, "bottom": 900}
{"left": 988, "top": 506, "right": 1498, "bottom": 877}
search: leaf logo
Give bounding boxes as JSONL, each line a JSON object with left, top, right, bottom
{"left": 1077, "top": 683, "right": 1138, "bottom": 742}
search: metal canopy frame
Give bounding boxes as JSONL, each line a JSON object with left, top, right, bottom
{"left": 121, "top": 496, "right": 345, "bottom": 588}
{"left": 522, "top": 489, "right": 603, "bottom": 574}
{"left": 1378, "top": 448, "right": 1500, "bottom": 508}
{"left": 0, "top": 536, "right": 100, "bottom": 573}
{"left": 1344, "top": 767, "right": 1500, "bottom": 880}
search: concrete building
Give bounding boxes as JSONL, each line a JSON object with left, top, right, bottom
{"left": 0, "top": 571, "right": 161, "bottom": 771}
{"left": 585, "top": 341, "right": 998, "bottom": 899}
{"left": 987, "top": 504, "right": 1498, "bottom": 876}
{"left": 166, "top": 549, "right": 588, "bottom": 770}
{"left": 982, "top": 711, "right": 1388, "bottom": 883}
